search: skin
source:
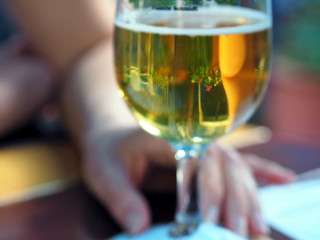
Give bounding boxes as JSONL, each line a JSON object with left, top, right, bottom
{"left": 2, "top": 0, "right": 296, "bottom": 237}
{"left": 0, "top": 41, "right": 53, "bottom": 136}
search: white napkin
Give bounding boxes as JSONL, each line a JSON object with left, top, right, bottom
{"left": 110, "top": 222, "right": 247, "bottom": 240}
{"left": 259, "top": 179, "right": 320, "bottom": 240}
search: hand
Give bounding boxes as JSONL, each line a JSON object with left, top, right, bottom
{"left": 200, "top": 144, "right": 295, "bottom": 237}
{"left": 82, "top": 126, "right": 295, "bottom": 237}
{"left": 0, "top": 40, "right": 54, "bottom": 135}
{"left": 83, "top": 127, "right": 175, "bottom": 235}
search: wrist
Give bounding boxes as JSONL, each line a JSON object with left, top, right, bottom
{"left": 59, "top": 40, "right": 138, "bottom": 149}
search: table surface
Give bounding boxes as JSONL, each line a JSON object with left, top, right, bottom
{"left": 0, "top": 132, "right": 320, "bottom": 240}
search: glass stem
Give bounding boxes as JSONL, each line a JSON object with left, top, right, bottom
{"left": 169, "top": 144, "right": 206, "bottom": 237}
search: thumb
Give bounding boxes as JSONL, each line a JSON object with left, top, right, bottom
{"left": 84, "top": 152, "right": 150, "bottom": 235}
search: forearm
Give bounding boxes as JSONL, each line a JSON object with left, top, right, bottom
{"left": 6, "top": 0, "right": 135, "bottom": 145}
{"left": 7, "top": 0, "right": 115, "bottom": 73}
{"left": 60, "top": 39, "right": 138, "bottom": 148}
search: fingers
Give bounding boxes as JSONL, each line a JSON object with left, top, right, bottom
{"left": 83, "top": 129, "right": 177, "bottom": 235}
{"left": 201, "top": 144, "right": 269, "bottom": 238}
{"left": 220, "top": 146, "right": 250, "bottom": 237}
{"left": 120, "top": 129, "right": 176, "bottom": 193}
{"left": 244, "top": 154, "right": 296, "bottom": 184}
{"left": 199, "top": 145, "right": 224, "bottom": 224}
{"left": 111, "top": 129, "right": 175, "bottom": 168}
{"left": 138, "top": 131, "right": 176, "bottom": 167}
{"left": 83, "top": 145, "right": 150, "bottom": 235}
{"left": 240, "top": 160, "right": 270, "bottom": 236}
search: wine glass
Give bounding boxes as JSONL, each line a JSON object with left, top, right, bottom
{"left": 114, "top": 0, "right": 272, "bottom": 238}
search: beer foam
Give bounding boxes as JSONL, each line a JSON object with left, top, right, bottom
{"left": 115, "top": 6, "right": 271, "bottom": 36}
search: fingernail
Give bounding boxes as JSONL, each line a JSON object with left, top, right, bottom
{"left": 254, "top": 214, "right": 270, "bottom": 235}
{"left": 125, "top": 212, "right": 143, "bottom": 235}
{"left": 204, "top": 206, "right": 219, "bottom": 223}
{"left": 232, "top": 216, "right": 248, "bottom": 237}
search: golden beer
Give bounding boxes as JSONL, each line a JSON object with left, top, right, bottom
{"left": 115, "top": 6, "right": 271, "bottom": 144}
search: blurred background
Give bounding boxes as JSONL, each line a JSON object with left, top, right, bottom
{"left": 257, "top": 1, "right": 320, "bottom": 148}
{"left": 0, "top": 0, "right": 319, "bottom": 239}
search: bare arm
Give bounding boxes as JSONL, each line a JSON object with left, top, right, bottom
{"left": 60, "top": 39, "right": 138, "bottom": 148}
{"left": 7, "top": 0, "right": 115, "bottom": 73}
{"left": 6, "top": 0, "right": 135, "bottom": 144}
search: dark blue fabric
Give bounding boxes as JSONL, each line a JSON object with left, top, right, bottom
{"left": 0, "top": 2, "right": 16, "bottom": 44}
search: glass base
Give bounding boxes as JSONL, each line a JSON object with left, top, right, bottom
{"left": 169, "top": 222, "right": 199, "bottom": 237}
{"left": 109, "top": 222, "right": 247, "bottom": 240}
